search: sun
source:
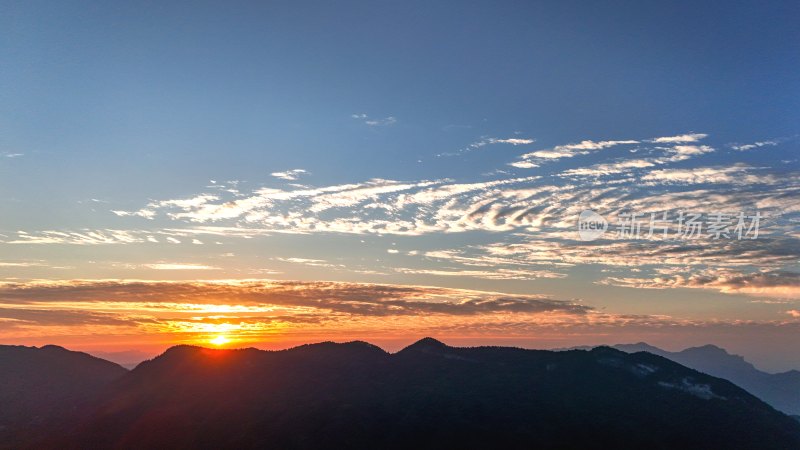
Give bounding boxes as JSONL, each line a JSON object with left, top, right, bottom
{"left": 210, "top": 335, "right": 229, "bottom": 346}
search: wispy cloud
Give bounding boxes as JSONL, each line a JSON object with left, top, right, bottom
{"left": 731, "top": 140, "right": 780, "bottom": 151}
{"left": 438, "top": 136, "right": 536, "bottom": 157}
{"left": 648, "top": 133, "right": 708, "bottom": 143}
{"left": 271, "top": 169, "right": 308, "bottom": 181}
{"left": 511, "top": 133, "right": 712, "bottom": 169}
{"left": 518, "top": 139, "right": 639, "bottom": 161}
{"left": 396, "top": 267, "right": 566, "bottom": 280}
{"left": 142, "top": 263, "right": 219, "bottom": 270}
{"left": 0, "top": 279, "right": 590, "bottom": 317}
{"left": 352, "top": 113, "right": 396, "bottom": 126}
{"left": 599, "top": 270, "right": 800, "bottom": 299}
{"left": 642, "top": 164, "right": 776, "bottom": 185}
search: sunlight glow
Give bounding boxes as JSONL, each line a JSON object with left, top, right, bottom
{"left": 210, "top": 335, "right": 229, "bottom": 346}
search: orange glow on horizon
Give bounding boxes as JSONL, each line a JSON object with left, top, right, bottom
{"left": 210, "top": 335, "right": 229, "bottom": 346}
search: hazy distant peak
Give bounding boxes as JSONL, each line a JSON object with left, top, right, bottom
{"left": 683, "top": 344, "right": 729, "bottom": 354}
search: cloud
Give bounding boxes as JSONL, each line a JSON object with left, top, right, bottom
{"left": 0, "top": 307, "right": 149, "bottom": 328}
{"left": 9, "top": 229, "right": 148, "bottom": 245}
{"left": 142, "top": 263, "right": 219, "bottom": 270}
{"left": 509, "top": 161, "right": 539, "bottom": 169}
{"left": 271, "top": 169, "right": 308, "bottom": 181}
{"left": 649, "top": 133, "right": 708, "bottom": 143}
{"left": 560, "top": 159, "right": 655, "bottom": 177}
{"left": 502, "top": 236, "right": 799, "bottom": 268}
{"left": 352, "top": 113, "right": 396, "bottom": 126}
{"left": 14, "top": 161, "right": 799, "bottom": 257}
{"left": 0, "top": 279, "right": 591, "bottom": 317}
{"left": 519, "top": 139, "right": 639, "bottom": 160}
{"left": 558, "top": 144, "right": 714, "bottom": 177}
{"left": 599, "top": 270, "right": 800, "bottom": 299}
{"left": 642, "top": 165, "right": 776, "bottom": 185}
{"left": 438, "top": 136, "right": 536, "bottom": 157}
{"left": 2, "top": 279, "right": 800, "bottom": 369}
{"left": 731, "top": 140, "right": 779, "bottom": 151}
{"left": 666, "top": 145, "right": 714, "bottom": 161}
{"left": 494, "top": 138, "right": 535, "bottom": 145}
{"left": 0, "top": 261, "right": 45, "bottom": 267}
{"left": 511, "top": 133, "right": 711, "bottom": 169}
{"left": 395, "top": 267, "right": 567, "bottom": 280}
{"left": 111, "top": 209, "right": 156, "bottom": 219}
{"left": 11, "top": 130, "right": 799, "bottom": 302}
{"left": 113, "top": 195, "right": 220, "bottom": 220}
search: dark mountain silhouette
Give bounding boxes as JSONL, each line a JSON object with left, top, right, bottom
{"left": 0, "top": 345, "right": 127, "bottom": 447}
{"left": 611, "top": 342, "right": 800, "bottom": 415}
{"left": 33, "top": 338, "right": 797, "bottom": 449}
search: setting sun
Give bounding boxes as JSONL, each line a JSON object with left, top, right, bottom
{"left": 210, "top": 335, "right": 229, "bottom": 346}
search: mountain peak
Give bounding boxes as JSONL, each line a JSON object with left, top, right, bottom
{"left": 612, "top": 342, "right": 666, "bottom": 354}
{"left": 39, "top": 344, "right": 69, "bottom": 352}
{"left": 686, "top": 344, "right": 729, "bottom": 354}
{"left": 401, "top": 337, "right": 448, "bottom": 352}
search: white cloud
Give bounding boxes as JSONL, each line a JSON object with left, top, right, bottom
{"left": 494, "top": 138, "right": 535, "bottom": 145}
{"left": 509, "top": 161, "right": 539, "bottom": 169}
{"left": 667, "top": 145, "right": 714, "bottom": 160}
{"left": 599, "top": 271, "right": 800, "bottom": 299}
{"left": 439, "top": 136, "right": 536, "bottom": 157}
{"left": 511, "top": 139, "right": 639, "bottom": 168}
{"left": 111, "top": 209, "right": 156, "bottom": 219}
{"left": 521, "top": 140, "right": 639, "bottom": 160}
{"left": 731, "top": 140, "right": 779, "bottom": 151}
{"left": 642, "top": 165, "right": 776, "bottom": 185}
{"left": 271, "top": 169, "right": 308, "bottom": 181}
{"left": 649, "top": 133, "right": 708, "bottom": 143}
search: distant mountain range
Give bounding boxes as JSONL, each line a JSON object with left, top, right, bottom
{"left": 2, "top": 339, "right": 800, "bottom": 449}
{"left": 574, "top": 343, "right": 800, "bottom": 416}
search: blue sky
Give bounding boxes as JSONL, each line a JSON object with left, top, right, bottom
{"left": 1, "top": 1, "right": 799, "bottom": 370}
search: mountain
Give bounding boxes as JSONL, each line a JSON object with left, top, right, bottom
{"left": 0, "top": 345, "right": 128, "bottom": 447}
{"left": 612, "top": 343, "right": 800, "bottom": 415}
{"left": 40, "top": 339, "right": 800, "bottom": 449}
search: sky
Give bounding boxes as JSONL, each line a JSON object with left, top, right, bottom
{"left": 1, "top": 1, "right": 799, "bottom": 371}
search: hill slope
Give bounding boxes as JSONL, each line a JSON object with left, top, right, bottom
{"left": 54, "top": 338, "right": 800, "bottom": 449}
{"left": 0, "top": 345, "right": 128, "bottom": 447}
{"left": 613, "top": 343, "right": 800, "bottom": 415}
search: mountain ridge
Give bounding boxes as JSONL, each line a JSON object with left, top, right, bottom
{"left": 605, "top": 342, "right": 800, "bottom": 415}
{"left": 4, "top": 340, "right": 800, "bottom": 449}
{"left": 60, "top": 338, "right": 800, "bottom": 449}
